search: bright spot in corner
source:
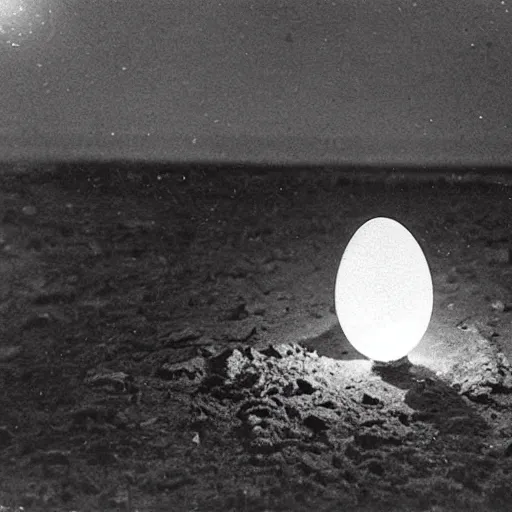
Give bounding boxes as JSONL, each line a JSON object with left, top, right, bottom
{"left": 0, "top": 0, "right": 26, "bottom": 18}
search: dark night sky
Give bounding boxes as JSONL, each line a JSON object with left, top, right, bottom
{"left": 1, "top": 0, "right": 512, "bottom": 165}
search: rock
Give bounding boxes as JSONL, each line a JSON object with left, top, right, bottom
{"left": 84, "top": 370, "right": 135, "bottom": 394}
{"left": 196, "top": 344, "right": 219, "bottom": 358}
{"left": 372, "top": 355, "right": 412, "bottom": 371}
{"left": 304, "top": 408, "right": 339, "bottom": 434}
{"left": 445, "top": 337, "right": 512, "bottom": 399}
{"left": 207, "top": 348, "right": 246, "bottom": 380}
{"left": 220, "top": 324, "right": 257, "bottom": 343}
{"left": 223, "top": 303, "right": 249, "bottom": 321}
{"left": 397, "top": 412, "right": 410, "bottom": 426}
{"left": 362, "top": 393, "right": 380, "bottom": 406}
{"left": 242, "top": 346, "right": 266, "bottom": 362}
{"left": 260, "top": 343, "right": 305, "bottom": 359}
{"left": 158, "top": 326, "right": 203, "bottom": 345}
{"left": 156, "top": 357, "right": 206, "bottom": 381}
{"left": 246, "top": 414, "right": 263, "bottom": 428}
{"left": 22, "top": 205, "right": 37, "bottom": 216}
{"left": 317, "top": 399, "right": 337, "bottom": 410}
{"left": 139, "top": 417, "right": 159, "bottom": 428}
{"left": 304, "top": 414, "right": 329, "bottom": 433}
{"left": 296, "top": 378, "right": 316, "bottom": 395}
{"left": 248, "top": 436, "right": 278, "bottom": 454}
{"left": 276, "top": 291, "right": 294, "bottom": 301}
{"left": 490, "top": 299, "right": 507, "bottom": 312}
{"left": 259, "top": 344, "right": 287, "bottom": 359}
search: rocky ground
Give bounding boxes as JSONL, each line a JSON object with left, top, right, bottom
{"left": 0, "top": 164, "right": 511, "bottom": 512}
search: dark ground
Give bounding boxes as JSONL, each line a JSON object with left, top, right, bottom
{"left": 0, "top": 165, "right": 511, "bottom": 512}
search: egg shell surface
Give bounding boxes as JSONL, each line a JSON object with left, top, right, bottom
{"left": 334, "top": 217, "right": 433, "bottom": 362}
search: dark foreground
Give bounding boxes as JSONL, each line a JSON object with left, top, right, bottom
{"left": 0, "top": 165, "right": 511, "bottom": 512}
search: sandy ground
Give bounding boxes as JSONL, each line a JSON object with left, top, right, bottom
{"left": 0, "top": 166, "right": 511, "bottom": 512}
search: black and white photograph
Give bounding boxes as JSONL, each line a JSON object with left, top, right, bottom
{"left": 1, "top": 1, "right": 512, "bottom": 511}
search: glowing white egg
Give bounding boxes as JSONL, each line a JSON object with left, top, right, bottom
{"left": 335, "top": 217, "right": 433, "bottom": 363}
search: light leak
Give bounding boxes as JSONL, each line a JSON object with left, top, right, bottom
{"left": 0, "top": 0, "right": 26, "bottom": 18}
{"left": 0, "top": 0, "right": 55, "bottom": 47}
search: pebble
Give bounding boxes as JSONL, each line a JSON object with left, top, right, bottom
{"left": 84, "top": 370, "right": 133, "bottom": 393}
{"left": 491, "top": 299, "right": 506, "bottom": 312}
{"left": 22, "top": 205, "right": 37, "bottom": 216}
{"left": 296, "top": 378, "right": 316, "bottom": 395}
